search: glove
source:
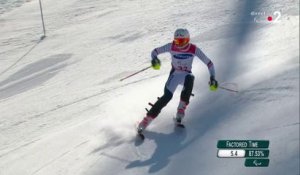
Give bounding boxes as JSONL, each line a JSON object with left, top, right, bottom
{"left": 209, "top": 76, "right": 218, "bottom": 91}
{"left": 151, "top": 58, "right": 161, "bottom": 70}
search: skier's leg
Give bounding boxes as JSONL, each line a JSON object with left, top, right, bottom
{"left": 180, "top": 74, "right": 194, "bottom": 103}
{"left": 147, "top": 87, "right": 173, "bottom": 117}
{"left": 176, "top": 74, "right": 194, "bottom": 123}
{"left": 137, "top": 88, "right": 173, "bottom": 133}
{"left": 138, "top": 70, "right": 178, "bottom": 133}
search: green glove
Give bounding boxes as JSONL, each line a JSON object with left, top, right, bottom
{"left": 151, "top": 58, "right": 161, "bottom": 70}
{"left": 209, "top": 76, "right": 218, "bottom": 91}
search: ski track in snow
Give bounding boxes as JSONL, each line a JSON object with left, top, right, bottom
{"left": 0, "top": 0, "right": 299, "bottom": 175}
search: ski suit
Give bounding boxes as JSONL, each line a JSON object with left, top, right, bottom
{"left": 147, "top": 41, "right": 216, "bottom": 118}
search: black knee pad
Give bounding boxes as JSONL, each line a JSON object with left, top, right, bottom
{"left": 147, "top": 88, "right": 173, "bottom": 117}
{"left": 181, "top": 74, "right": 194, "bottom": 103}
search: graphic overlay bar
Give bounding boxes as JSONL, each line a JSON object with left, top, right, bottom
{"left": 245, "top": 150, "right": 269, "bottom": 158}
{"left": 245, "top": 159, "right": 270, "bottom": 167}
{"left": 217, "top": 140, "right": 269, "bottom": 148}
{"left": 217, "top": 140, "right": 270, "bottom": 167}
{"left": 217, "top": 149, "right": 245, "bottom": 158}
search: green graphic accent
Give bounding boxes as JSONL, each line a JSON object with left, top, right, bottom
{"left": 217, "top": 140, "right": 269, "bottom": 148}
{"left": 245, "top": 150, "right": 269, "bottom": 158}
{"left": 245, "top": 159, "right": 269, "bottom": 167}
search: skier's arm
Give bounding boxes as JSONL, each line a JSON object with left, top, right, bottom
{"left": 150, "top": 43, "right": 172, "bottom": 70}
{"left": 195, "top": 47, "right": 215, "bottom": 77}
{"left": 151, "top": 43, "right": 172, "bottom": 59}
{"left": 195, "top": 47, "right": 218, "bottom": 91}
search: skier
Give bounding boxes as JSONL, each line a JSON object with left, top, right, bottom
{"left": 137, "top": 28, "right": 218, "bottom": 134}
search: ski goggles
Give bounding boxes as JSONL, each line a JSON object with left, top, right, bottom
{"left": 174, "top": 38, "right": 190, "bottom": 47}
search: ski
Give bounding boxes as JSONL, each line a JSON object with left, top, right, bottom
{"left": 176, "top": 123, "right": 185, "bottom": 128}
{"left": 137, "top": 133, "right": 145, "bottom": 140}
{"left": 135, "top": 121, "right": 145, "bottom": 141}
{"left": 173, "top": 116, "right": 185, "bottom": 128}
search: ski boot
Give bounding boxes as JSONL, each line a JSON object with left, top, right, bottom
{"left": 175, "top": 109, "right": 185, "bottom": 124}
{"left": 175, "top": 100, "right": 188, "bottom": 127}
{"left": 137, "top": 115, "right": 155, "bottom": 139}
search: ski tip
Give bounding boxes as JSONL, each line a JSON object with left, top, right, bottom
{"left": 134, "top": 133, "right": 144, "bottom": 146}
{"left": 138, "top": 133, "right": 145, "bottom": 140}
{"left": 176, "top": 123, "right": 185, "bottom": 128}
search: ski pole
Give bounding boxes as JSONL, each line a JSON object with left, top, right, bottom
{"left": 119, "top": 66, "right": 151, "bottom": 81}
{"left": 219, "top": 86, "right": 239, "bottom": 93}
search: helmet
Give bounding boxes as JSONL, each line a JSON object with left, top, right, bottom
{"left": 174, "top": 28, "right": 190, "bottom": 48}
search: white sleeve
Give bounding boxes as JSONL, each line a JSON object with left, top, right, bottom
{"left": 195, "top": 47, "right": 215, "bottom": 77}
{"left": 151, "top": 43, "right": 172, "bottom": 59}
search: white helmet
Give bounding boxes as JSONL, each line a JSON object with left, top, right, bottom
{"left": 174, "top": 28, "right": 190, "bottom": 48}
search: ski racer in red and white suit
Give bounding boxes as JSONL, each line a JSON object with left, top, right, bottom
{"left": 137, "top": 28, "right": 218, "bottom": 134}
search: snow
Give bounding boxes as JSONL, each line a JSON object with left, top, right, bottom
{"left": 0, "top": 0, "right": 299, "bottom": 175}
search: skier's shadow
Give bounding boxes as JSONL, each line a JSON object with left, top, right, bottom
{"left": 126, "top": 127, "right": 188, "bottom": 173}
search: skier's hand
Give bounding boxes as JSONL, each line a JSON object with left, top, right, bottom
{"left": 151, "top": 58, "right": 161, "bottom": 70}
{"left": 209, "top": 76, "right": 218, "bottom": 91}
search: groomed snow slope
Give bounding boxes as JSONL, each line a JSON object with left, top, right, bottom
{"left": 0, "top": 0, "right": 299, "bottom": 175}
